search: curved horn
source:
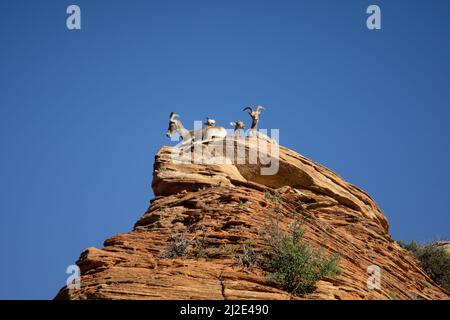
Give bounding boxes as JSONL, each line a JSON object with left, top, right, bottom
{"left": 255, "top": 105, "right": 265, "bottom": 112}
{"left": 243, "top": 106, "right": 253, "bottom": 114}
{"left": 170, "top": 112, "right": 180, "bottom": 121}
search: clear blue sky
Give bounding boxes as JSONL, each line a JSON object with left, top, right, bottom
{"left": 1, "top": 0, "right": 449, "bottom": 299}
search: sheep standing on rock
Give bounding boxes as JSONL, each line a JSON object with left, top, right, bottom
{"left": 165, "top": 107, "right": 276, "bottom": 144}
{"left": 243, "top": 105, "right": 264, "bottom": 132}
{"left": 166, "top": 112, "right": 192, "bottom": 142}
{"left": 165, "top": 112, "right": 227, "bottom": 143}
{"left": 242, "top": 105, "right": 277, "bottom": 144}
{"left": 201, "top": 117, "right": 227, "bottom": 139}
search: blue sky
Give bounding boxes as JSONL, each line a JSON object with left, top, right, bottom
{"left": 0, "top": 0, "right": 449, "bottom": 299}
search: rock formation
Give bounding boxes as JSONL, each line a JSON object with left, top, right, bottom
{"left": 55, "top": 138, "right": 449, "bottom": 300}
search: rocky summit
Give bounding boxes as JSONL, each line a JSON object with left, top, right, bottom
{"left": 55, "top": 138, "right": 449, "bottom": 300}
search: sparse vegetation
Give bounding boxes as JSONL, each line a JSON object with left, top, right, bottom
{"left": 190, "top": 233, "right": 207, "bottom": 258}
{"left": 237, "top": 200, "right": 248, "bottom": 207}
{"left": 222, "top": 244, "right": 240, "bottom": 254}
{"left": 398, "top": 240, "right": 450, "bottom": 292}
{"left": 264, "top": 191, "right": 280, "bottom": 202}
{"left": 159, "top": 234, "right": 189, "bottom": 258}
{"left": 160, "top": 228, "right": 209, "bottom": 259}
{"left": 263, "top": 220, "right": 341, "bottom": 295}
{"left": 235, "top": 243, "right": 260, "bottom": 268}
{"left": 398, "top": 240, "right": 420, "bottom": 255}
{"left": 161, "top": 209, "right": 342, "bottom": 297}
{"left": 388, "top": 291, "right": 399, "bottom": 300}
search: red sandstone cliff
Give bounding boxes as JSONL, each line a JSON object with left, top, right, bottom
{"left": 55, "top": 139, "right": 449, "bottom": 300}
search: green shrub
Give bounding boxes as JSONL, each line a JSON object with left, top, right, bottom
{"left": 264, "top": 191, "right": 280, "bottom": 202}
{"left": 398, "top": 240, "right": 450, "bottom": 292}
{"left": 388, "top": 291, "right": 399, "bottom": 300}
{"left": 397, "top": 240, "right": 420, "bottom": 255}
{"left": 237, "top": 200, "right": 248, "bottom": 207}
{"left": 264, "top": 220, "right": 341, "bottom": 295}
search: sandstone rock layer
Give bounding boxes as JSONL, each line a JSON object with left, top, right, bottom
{"left": 55, "top": 139, "right": 449, "bottom": 300}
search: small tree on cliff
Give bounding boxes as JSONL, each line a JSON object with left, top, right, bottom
{"left": 398, "top": 240, "right": 450, "bottom": 292}
{"left": 264, "top": 220, "right": 341, "bottom": 295}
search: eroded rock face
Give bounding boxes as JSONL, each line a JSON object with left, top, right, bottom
{"left": 55, "top": 139, "right": 449, "bottom": 300}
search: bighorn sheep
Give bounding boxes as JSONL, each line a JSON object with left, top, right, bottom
{"left": 242, "top": 105, "right": 277, "bottom": 144}
{"left": 230, "top": 121, "right": 245, "bottom": 137}
{"left": 202, "top": 117, "right": 227, "bottom": 139}
{"left": 166, "top": 112, "right": 192, "bottom": 142}
{"left": 166, "top": 112, "right": 227, "bottom": 143}
{"left": 243, "top": 105, "right": 264, "bottom": 131}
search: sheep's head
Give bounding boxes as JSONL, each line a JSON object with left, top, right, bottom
{"left": 166, "top": 112, "right": 181, "bottom": 138}
{"left": 204, "top": 117, "right": 216, "bottom": 127}
{"left": 230, "top": 121, "right": 245, "bottom": 130}
{"left": 243, "top": 105, "right": 265, "bottom": 120}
